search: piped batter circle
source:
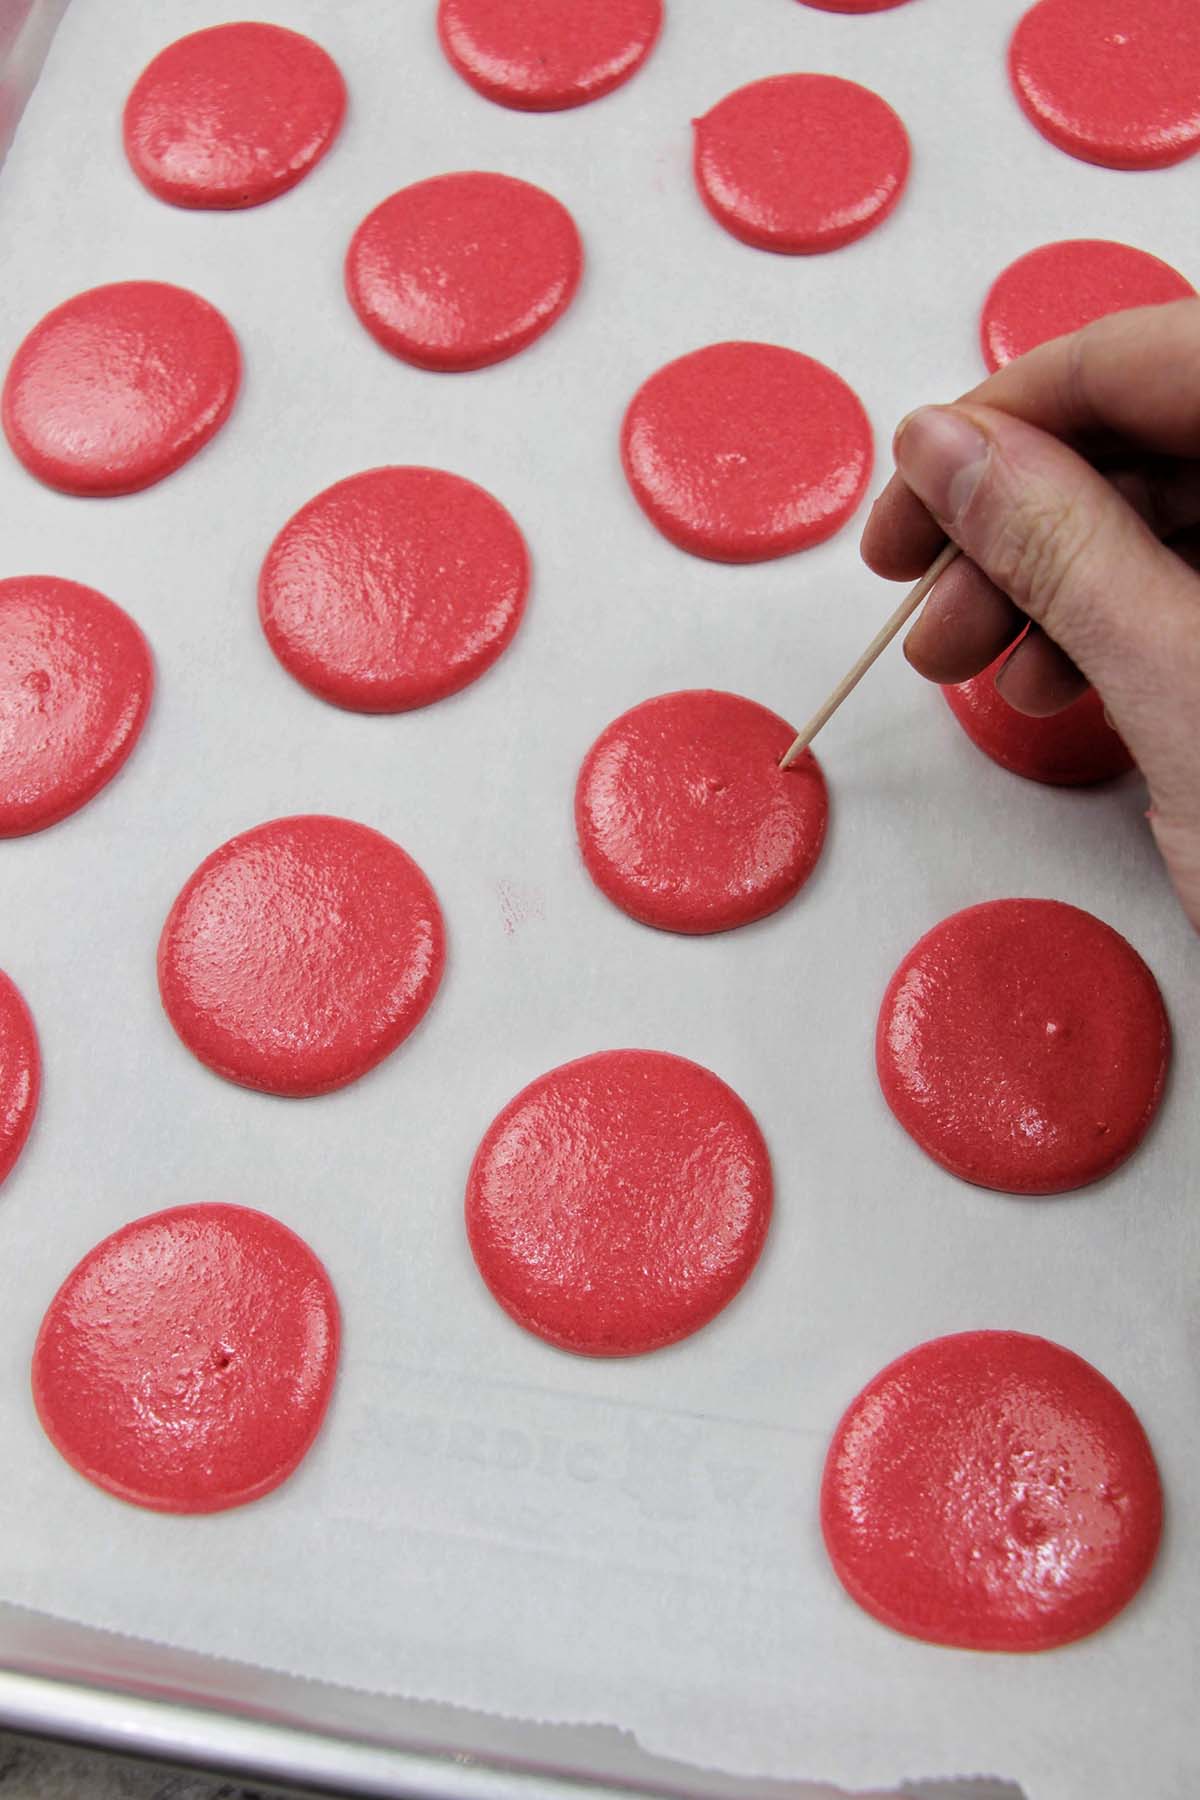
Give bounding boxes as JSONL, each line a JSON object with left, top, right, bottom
{"left": 32, "top": 1204, "right": 340, "bottom": 1513}
{"left": 437, "top": 0, "right": 662, "bottom": 111}
{"left": 575, "top": 689, "right": 828, "bottom": 933}
{"left": 945, "top": 653, "right": 1134, "bottom": 786}
{"left": 694, "top": 74, "right": 910, "bottom": 254}
{"left": 0, "top": 576, "right": 153, "bottom": 835}
{"left": 123, "top": 22, "right": 346, "bottom": 209}
{"left": 981, "top": 240, "right": 1195, "bottom": 371}
{"left": 3, "top": 281, "right": 240, "bottom": 496}
{"left": 876, "top": 899, "right": 1169, "bottom": 1194}
{"left": 621, "top": 341, "right": 872, "bottom": 562}
{"left": 259, "top": 466, "right": 529, "bottom": 712}
{"left": 1010, "top": 0, "right": 1200, "bottom": 171}
{"left": 345, "top": 172, "right": 582, "bottom": 371}
{"left": 466, "top": 1049, "right": 772, "bottom": 1356}
{"left": 0, "top": 970, "right": 39, "bottom": 1190}
{"left": 821, "top": 1331, "right": 1163, "bottom": 1651}
{"left": 158, "top": 814, "right": 445, "bottom": 1097}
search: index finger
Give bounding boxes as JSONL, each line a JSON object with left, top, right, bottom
{"left": 862, "top": 296, "right": 1200, "bottom": 580}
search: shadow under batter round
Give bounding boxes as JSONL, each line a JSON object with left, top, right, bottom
{"left": 575, "top": 689, "right": 828, "bottom": 933}
{"left": 821, "top": 1330, "right": 1163, "bottom": 1651}
{"left": 158, "top": 814, "right": 445, "bottom": 1097}
{"left": 32, "top": 1204, "right": 340, "bottom": 1513}
{"left": 466, "top": 1049, "right": 772, "bottom": 1356}
{"left": 876, "top": 899, "right": 1169, "bottom": 1194}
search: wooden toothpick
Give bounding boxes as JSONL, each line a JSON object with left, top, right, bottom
{"left": 778, "top": 541, "right": 962, "bottom": 769}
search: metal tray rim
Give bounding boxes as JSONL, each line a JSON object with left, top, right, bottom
{"left": 0, "top": 1661, "right": 693, "bottom": 1800}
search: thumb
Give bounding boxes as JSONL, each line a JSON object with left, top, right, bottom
{"left": 895, "top": 402, "right": 1200, "bottom": 929}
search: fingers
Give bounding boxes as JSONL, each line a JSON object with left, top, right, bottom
{"left": 891, "top": 402, "right": 1184, "bottom": 684}
{"left": 905, "top": 571, "right": 1090, "bottom": 717}
{"left": 872, "top": 452, "right": 1200, "bottom": 710}
{"left": 890, "top": 399, "right": 1200, "bottom": 842}
{"left": 907, "top": 578, "right": 1090, "bottom": 716}
{"left": 862, "top": 299, "right": 1200, "bottom": 932}
{"left": 865, "top": 455, "right": 1200, "bottom": 585}
{"left": 862, "top": 300, "right": 1200, "bottom": 581}
{"left": 993, "top": 628, "right": 1089, "bottom": 716}
{"left": 1151, "top": 812, "right": 1200, "bottom": 938}
{"left": 894, "top": 416, "right": 1093, "bottom": 717}
{"left": 903, "top": 556, "right": 1023, "bottom": 684}
{"left": 967, "top": 299, "right": 1200, "bottom": 458}
{"left": 861, "top": 466, "right": 941, "bottom": 580}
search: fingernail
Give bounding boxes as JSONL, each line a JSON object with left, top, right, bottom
{"left": 895, "top": 407, "right": 989, "bottom": 525}
{"left": 892, "top": 409, "right": 918, "bottom": 447}
{"left": 992, "top": 660, "right": 1017, "bottom": 703}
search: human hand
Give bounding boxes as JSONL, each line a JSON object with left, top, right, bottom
{"left": 861, "top": 299, "right": 1200, "bottom": 933}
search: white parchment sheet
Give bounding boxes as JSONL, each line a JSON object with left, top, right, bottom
{"left": 0, "top": 2, "right": 1197, "bottom": 1795}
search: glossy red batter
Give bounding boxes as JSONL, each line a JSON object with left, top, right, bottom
{"left": 1010, "top": 0, "right": 1200, "bottom": 170}
{"left": 158, "top": 815, "right": 445, "bottom": 1097}
{"left": 345, "top": 172, "right": 582, "bottom": 372}
{"left": 3, "top": 281, "right": 240, "bottom": 496}
{"left": 437, "top": 0, "right": 662, "bottom": 111}
{"left": 123, "top": 22, "right": 346, "bottom": 209}
{"left": 259, "top": 466, "right": 529, "bottom": 712}
{"left": 822, "top": 1331, "right": 1163, "bottom": 1651}
{"left": 575, "top": 690, "right": 828, "bottom": 933}
{"left": 0, "top": 970, "right": 38, "bottom": 1190}
{"left": 32, "top": 1204, "right": 339, "bottom": 1513}
{"left": 877, "top": 900, "right": 1169, "bottom": 1194}
{"left": 945, "top": 651, "right": 1134, "bottom": 786}
{"left": 693, "top": 75, "right": 910, "bottom": 254}
{"left": 981, "top": 240, "right": 1195, "bottom": 372}
{"left": 621, "top": 341, "right": 873, "bottom": 562}
{"left": 799, "top": 1, "right": 914, "bottom": 10}
{"left": 0, "top": 576, "right": 153, "bottom": 835}
{"left": 466, "top": 1049, "right": 772, "bottom": 1356}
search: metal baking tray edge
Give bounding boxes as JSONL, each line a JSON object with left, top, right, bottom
{"left": 0, "top": 1628, "right": 679, "bottom": 1798}
{"left": 2, "top": 1599, "right": 947, "bottom": 1800}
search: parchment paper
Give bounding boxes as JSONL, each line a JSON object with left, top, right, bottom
{"left": 0, "top": 2, "right": 1196, "bottom": 1795}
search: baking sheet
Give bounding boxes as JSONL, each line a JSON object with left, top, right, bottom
{"left": 0, "top": 1, "right": 1196, "bottom": 1795}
